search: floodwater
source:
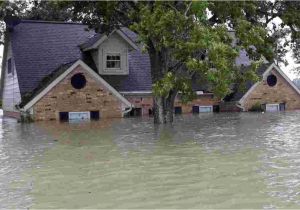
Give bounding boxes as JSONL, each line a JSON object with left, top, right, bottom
{"left": 0, "top": 112, "right": 300, "bottom": 209}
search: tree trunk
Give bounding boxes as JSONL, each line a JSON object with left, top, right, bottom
{"left": 147, "top": 40, "right": 177, "bottom": 124}
{"left": 153, "top": 90, "right": 177, "bottom": 124}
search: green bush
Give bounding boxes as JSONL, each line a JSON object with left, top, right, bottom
{"left": 249, "top": 102, "right": 264, "bottom": 112}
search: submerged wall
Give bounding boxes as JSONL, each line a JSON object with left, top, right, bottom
{"left": 243, "top": 69, "right": 300, "bottom": 111}
{"left": 32, "top": 65, "right": 123, "bottom": 121}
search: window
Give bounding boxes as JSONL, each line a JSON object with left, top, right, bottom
{"left": 106, "top": 54, "right": 121, "bottom": 69}
{"left": 199, "top": 106, "right": 213, "bottom": 113}
{"left": 193, "top": 106, "right": 213, "bottom": 113}
{"left": 174, "top": 106, "right": 182, "bottom": 114}
{"left": 192, "top": 106, "right": 200, "bottom": 113}
{"left": 279, "top": 103, "right": 285, "bottom": 111}
{"left": 90, "top": 111, "right": 100, "bottom": 120}
{"left": 7, "top": 58, "right": 12, "bottom": 74}
{"left": 71, "top": 73, "right": 86, "bottom": 89}
{"left": 267, "top": 74, "right": 277, "bottom": 87}
{"left": 265, "top": 104, "right": 279, "bottom": 112}
{"left": 213, "top": 105, "right": 220, "bottom": 112}
{"left": 69, "top": 112, "right": 90, "bottom": 121}
{"left": 59, "top": 112, "right": 69, "bottom": 122}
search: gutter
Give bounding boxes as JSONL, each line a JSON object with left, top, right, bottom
{"left": 122, "top": 104, "right": 134, "bottom": 116}
{"left": 236, "top": 102, "right": 245, "bottom": 111}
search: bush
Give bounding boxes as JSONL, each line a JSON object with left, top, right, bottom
{"left": 249, "top": 102, "right": 264, "bottom": 112}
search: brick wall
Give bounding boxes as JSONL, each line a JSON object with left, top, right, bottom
{"left": 125, "top": 94, "right": 219, "bottom": 116}
{"left": 243, "top": 69, "right": 300, "bottom": 111}
{"left": 33, "top": 65, "right": 123, "bottom": 121}
{"left": 175, "top": 94, "right": 220, "bottom": 113}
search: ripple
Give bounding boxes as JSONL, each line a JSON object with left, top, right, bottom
{"left": 1, "top": 112, "right": 300, "bottom": 208}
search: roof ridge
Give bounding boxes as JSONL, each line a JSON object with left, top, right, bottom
{"left": 20, "top": 19, "right": 85, "bottom": 25}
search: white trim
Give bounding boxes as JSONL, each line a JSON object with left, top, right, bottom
{"left": 104, "top": 52, "right": 122, "bottom": 71}
{"left": 115, "top": 30, "right": 139, "bottom": 50}
{"left": 83, "top": 30, "right": 138, "bottom": 51}
{"left": 69, "top": 111, "right": 90, "bottom": 121}
{"left": 199, "top": 105, "right": 213, "bottom": 113}
{"left": 238, "top": 82, "right": 260, "bottom": 106}
{"left": 196, "top": 91, "right": 204, "bottom": 95}
{"left": 262, "top": 63, "right": 300, "bottom": 95}
{"left": 239, "top": 63, "right": 300, "bottom": 107}
{"left": 23, "top": 60, "right": 132, "bottom": 110}
{"left": 120, "top": 91, "right": 152, "bottom": 95}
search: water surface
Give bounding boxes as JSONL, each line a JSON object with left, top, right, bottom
{"left": 1, "top": 112, "right": 300, "bottom": 208}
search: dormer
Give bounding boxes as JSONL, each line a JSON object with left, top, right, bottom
{"left": 81, "top": 30, "right": 138, "bottom": 75}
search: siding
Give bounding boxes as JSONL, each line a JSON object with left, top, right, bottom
{"left": 96, "top": 33, "right": 129, "bottom": 75}
{"left": 2, "top": 41, "right": 21, "bottom": 112}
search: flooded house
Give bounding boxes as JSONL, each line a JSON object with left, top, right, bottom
{"left": 1, "top": 19, "right": 300, "bottom": 121}
{"left": 222, "top": 63, "right": 300, "bottom": 112}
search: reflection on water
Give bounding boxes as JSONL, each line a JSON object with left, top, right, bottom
{"left": 1, "top": 112, "right": 300, "bottom": 208}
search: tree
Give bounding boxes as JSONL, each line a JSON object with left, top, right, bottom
{"left": 214, "top": 1, "right": 300, "bottom": 66}
{"left": 0, "top": 1, "right": 74, "bottom": 43}
{"left": 2, "top": 1, "right": 299, "bottom": 124}
{"left": 56, "top": 1, "right": 272, "bottom": 123}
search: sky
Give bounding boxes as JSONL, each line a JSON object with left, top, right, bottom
{"left": 279, "top": 51, "right": 299, "bottom": 80}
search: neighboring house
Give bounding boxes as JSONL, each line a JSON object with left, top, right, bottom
{"left": 293, "top": 78, "right": 300, "bottom": 90}
{"left": 223, "top": 63, "right": 300, "bottom": 112}
{"left": 1, "top": 19, "right": 300, "bottom": 121}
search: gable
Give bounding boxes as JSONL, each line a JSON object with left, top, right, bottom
{"left": 239, "top": 63, "right": 300, "bottom": 110}
{"left": 23, "top": 60, "right": 132, "bottom": 111}
{"left": 81, "top": 30, "right": 138, "bottom": 51}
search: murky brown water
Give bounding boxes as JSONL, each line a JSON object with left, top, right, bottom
{"left": 1, "top": 112, "right": 300, "bottom": 208}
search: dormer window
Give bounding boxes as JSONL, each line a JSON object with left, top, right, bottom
{"left": 7, "top": 58, "right": 12, "bottom": 75}
{"left": 106, "top": 54, "right": 121, "bottom": 69}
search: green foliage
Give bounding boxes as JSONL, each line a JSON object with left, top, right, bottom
{"left": 1, "top": 1, "right": 299, "bottom": 122}
{"left": 19, "top": 110, "right": 34, "bottom": 123}
{"left": 249, "top": 102, "right": 263, "bottom": 112}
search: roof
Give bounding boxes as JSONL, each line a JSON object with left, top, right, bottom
{"left": 9, "top": 20, "right": 152, "bottom": 97}
{"left": 11, "top": 20, "right": 95, "bottom": 96}
{"left": 224, "top": 63, "right": 270, "bottom": 102}
{"left": 8, "top": 20, "right": 255, "bottom": 99}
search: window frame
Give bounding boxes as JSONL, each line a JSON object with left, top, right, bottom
{"left": 265, "top": 103, "right": 280, "bottom": 112}
{"left": 105, "top": 53, "right": 121, "bottom": 70}
{"left": 198, "top": 105, "right": 213, "bottom": 113}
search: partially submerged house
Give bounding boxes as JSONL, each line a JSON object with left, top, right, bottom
{"left": 223, "top": 63, "right": 300, "bottom": 112}
{"left": 1, "top": 19, "right": 300, "bottom": 121}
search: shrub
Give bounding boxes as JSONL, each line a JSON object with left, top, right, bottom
{"left": 249, "top": 102, "right": 264, "bottom": 112}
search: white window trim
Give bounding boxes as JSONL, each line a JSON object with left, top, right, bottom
{"left": 69, "top": 111, "right": 90, "bottom": 121}
{"left": 105, "top": 52, "right": 121, "bottom": 71}
{"left": 198, "top": 105, "right": 213, "bottom": 113}
{"left": 265, "top": 103, "right": 280, "bottom": 112}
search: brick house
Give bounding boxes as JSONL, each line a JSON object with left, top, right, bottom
{"left": 223, "top": 63, "right": 300, "bottom": 112}
{"left": 1, "top": 20, "right": 300, "bottom": 121}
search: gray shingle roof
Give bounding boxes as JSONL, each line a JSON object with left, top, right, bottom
{"left": 10, "top": 20, "right": 152, "bottom": 97}
{"left": 11, "top": 20, "right": 95, "bottom": 96}
{"left": 9, "top": 20, "right": 258, "bottom": 100}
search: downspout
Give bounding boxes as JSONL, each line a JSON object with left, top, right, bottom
{"left": 236, "top": 102, "right": 245, "bottom": 111}
{"left": 122, "top": 104, "right": 134, "bottom": 116}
